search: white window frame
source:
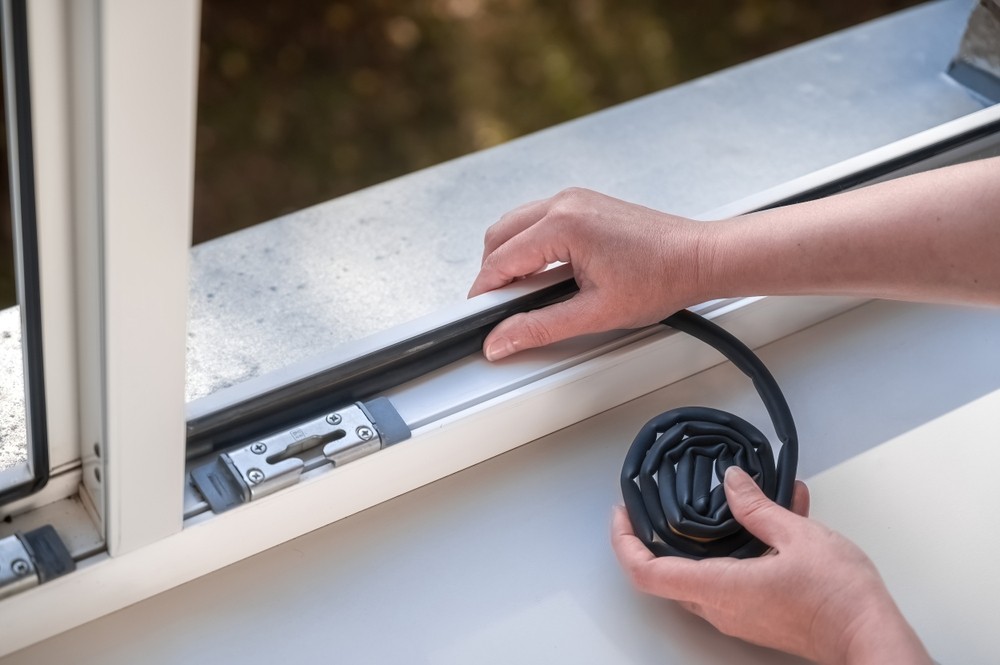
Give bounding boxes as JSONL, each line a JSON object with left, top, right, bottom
{"left": 1, "top": 0, "right": 999, "bottom": 654}
{"left": 8, "top": 0, "right": 197, "bottom": 550}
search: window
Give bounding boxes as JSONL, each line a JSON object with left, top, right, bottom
{"left": 0, "top": 0, "right": 998, "bottom": 654}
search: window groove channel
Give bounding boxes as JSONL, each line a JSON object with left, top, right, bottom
{"left": 185, "top": 273, "right": 578, "bottom": 458}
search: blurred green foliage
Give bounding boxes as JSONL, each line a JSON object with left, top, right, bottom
{"left": 0, "top": 0, "right": 924, "bottom": 308}
{"left": 193, "top": 0, "right": 922, "bottom": 243}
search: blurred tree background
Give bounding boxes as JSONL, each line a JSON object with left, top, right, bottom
{"left": 1, "top": 0, "right": 924, "bottom": 306}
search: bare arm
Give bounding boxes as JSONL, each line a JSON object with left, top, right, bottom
{"left": 704, "top": 156, "right": 1000, "bottom": 305}
{"left": 469, "top": 157, "right": 1000, "bottom": 360}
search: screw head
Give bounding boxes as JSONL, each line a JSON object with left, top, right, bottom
{"left": 246, "top": 468, "right": 265, "bottom": 484}
{"left": 11, "top": 559, "right": 30, "bottom": 576}
{"left": 356, "top": 426, "right": 375, "bottom": 441}
{"left": 250, "top": 442, "right": 267, "bottom": 455}
{"left": 326, "top": 413, "right": 342, "bottom": 426}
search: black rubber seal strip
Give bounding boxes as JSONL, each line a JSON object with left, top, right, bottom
{"left": 620, "top": 310, "right": 797, "bottom": 559}
{"left": 0, "top": 0, "right": 50, "bottom": 505}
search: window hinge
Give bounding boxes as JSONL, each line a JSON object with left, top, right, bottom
{"left": 0, "top": 526, "right": 76, "bottom": 600}
{"left": 190, "top": 397, "right": 410, "bottom": 514}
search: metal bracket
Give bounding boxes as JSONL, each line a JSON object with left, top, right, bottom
{"left": 0, "top": 526, "right": 76, "bottom": 600}
{"left": 190, "top": 397, "right": 410, "bottom": 514}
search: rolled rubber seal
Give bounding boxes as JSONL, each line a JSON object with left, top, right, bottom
{"left": 620, "top": 309, "right": 798, "bottom": 559}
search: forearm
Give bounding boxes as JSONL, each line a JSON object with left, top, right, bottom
{"left": 701, "top": 157, "right": 1000, "bottom": 305}
{"left": 471, "top": 158, "right": 999, "bottom": 359}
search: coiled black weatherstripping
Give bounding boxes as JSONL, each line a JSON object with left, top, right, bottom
{"left": 621, "top": 309, "right": 797, "bottom": 559}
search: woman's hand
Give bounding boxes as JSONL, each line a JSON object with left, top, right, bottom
{"left": 611, "top": 467, "right": 932, "bottom": 664}
{"left": 468, "top": 188, "right": 708, "bottom": 360}
{"left": 469, "top": 158, "right": 1000, "bottom": 362}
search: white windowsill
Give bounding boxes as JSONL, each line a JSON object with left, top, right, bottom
{"left": 7, "top": 299, "right": 1000, "bottom": 664}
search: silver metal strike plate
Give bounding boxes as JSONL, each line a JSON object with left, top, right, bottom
{"left": 191, "top": 397, "right": 411, "bottom": 514}
{"left": 227, "top": 403, "right": 381, "bottom": 502}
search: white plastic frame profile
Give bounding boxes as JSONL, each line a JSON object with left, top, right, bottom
{"left": 0, "top": 0, "right": 86, "bottom": 522}
{"left": 93, "top": 0, "right": 200, "bottom": 554}
{"left": 0, "top": 0, "right": 96, "bottom": 519}
{"left": 5, "top": 0, "right": 200, "bottom": 549}
{"left": 0, "top": 3, "right": 79, "bottom": 515}
{"left": 25, "top": 0, "right": 78, "bottom": 479}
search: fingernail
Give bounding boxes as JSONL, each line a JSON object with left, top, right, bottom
{"left": 724, "top": 466, "right": 750, "bottom": 490}
{"left": 484, "top": 337, "right": 515, "bottom": 361}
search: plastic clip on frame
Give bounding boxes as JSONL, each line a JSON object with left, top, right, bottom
{"left": 621, "top": 309, "right": 798, "bottom": 560}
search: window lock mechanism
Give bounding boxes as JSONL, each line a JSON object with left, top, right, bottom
{"left": 0, "top": 526, "right": 76, "bottom": 600}
{"left": 190, "top": 397, "right": 410, "bottom": 514}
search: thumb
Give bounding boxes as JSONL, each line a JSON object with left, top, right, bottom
{"left": 724, "top": 467, "right": 801, "bottom": 549}
{"left": 482, "top": 293, "right": 603, "bottom": 361}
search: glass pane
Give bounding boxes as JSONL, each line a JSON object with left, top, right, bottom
{"left": 186, "top": 0, "right": 925, "bottom": 405}
{"left": 0, "top": 0, "right": 46, "bottom": 502}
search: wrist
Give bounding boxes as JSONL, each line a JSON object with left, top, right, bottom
{"left": 694, "top": 216, "right": 753, "bottom": 302}
{"left": 827, "top": 593, "right": 932, "bottom": 665}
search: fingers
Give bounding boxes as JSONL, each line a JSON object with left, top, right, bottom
{"left": 469, "top": 199, "right": 559, "bottom": 298}
{"left": 467, "top": 248, "right": 545, "bottom": 298}
{"left": 791, "top": 480, "right": 810, "bottom": 518}
{"left": 723, "top": 467, "right": 804, "bottom": 549}
{"left": 481, "top": 291, "right": 605, "bottom": 360}
{"left": 480, "top": 198, "right": 550, "bottom": 262}
{"left": 468, "top": 224, "right": 558, "bottom": 298}
{"left": 610, "top": 506, "right": 709, "bottom": 602}
{"left": 610, "top": 505, "right": 655, "bottom": 566}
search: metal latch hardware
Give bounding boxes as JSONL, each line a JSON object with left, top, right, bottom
{"left": 0, "top": 525, "right": 76, "bottom": 600}
{"left": 190, "top": 397, "right": 410, "bottom": 514}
